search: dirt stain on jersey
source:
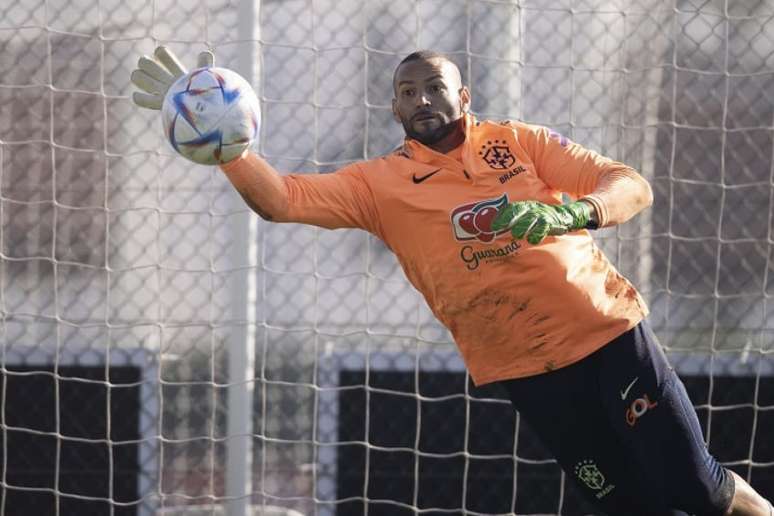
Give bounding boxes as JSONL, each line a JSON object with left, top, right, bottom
{"left": 605, "top": 269, "right": 624, "bottom": 296}
{"left": 529, "top": 338, "right": 548, "bottom": 352}
{"left": 508, "top": 299, "right": 531, "bottom": 321}
{"left": 590, "top": 247, "right": 607, "bottom": 273}
{"left": 464, "top": 290, "right": 512, "bottom": 321}
{"left": 526, "top": 313, "right": 550, "bottom": 326}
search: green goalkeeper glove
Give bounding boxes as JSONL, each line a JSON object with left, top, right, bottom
{"left": 130, "top": 46, "right": 215, "bottom": 110}
{"left": 491, "top": 200, "right": 593, "bottom": 245}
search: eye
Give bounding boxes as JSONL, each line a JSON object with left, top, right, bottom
{"left": 401, "top": 88, "right": 415, "bottom": 97}
{"left": 430, "top": 84, "right": 444, "bottom": 93}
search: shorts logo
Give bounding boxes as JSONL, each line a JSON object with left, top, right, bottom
{"left": 625, "top": 393, "right": 658, "bottom": 427}
{"left": 479, "top": 140, "right": 516, "bottom": 170}
{"left": 451, "top": 194, "right": 510, "bottom": 243}
{"left": 574, "top": 459, "right": 616, "bottom": 499}
{"left": 619, "top": 376, "right": 639, "bottom": 400}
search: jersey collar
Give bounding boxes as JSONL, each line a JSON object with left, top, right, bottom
{"left": 400, "top": 113, "right": 475, "bottom": 172}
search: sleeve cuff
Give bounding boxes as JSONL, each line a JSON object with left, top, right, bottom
{"left": 579, "top": 195, "right": 608, "bottom": 228}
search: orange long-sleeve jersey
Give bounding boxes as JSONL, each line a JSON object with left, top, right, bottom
{"left": 223, "top": 115, "right": 651, "bottom": 385}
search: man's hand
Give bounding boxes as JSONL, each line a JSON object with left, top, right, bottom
{"left": 491, "top": 200, "right": 593, "bottom": 245}
{"left": 130, "top": 46, "right": 215, "bottom": 110}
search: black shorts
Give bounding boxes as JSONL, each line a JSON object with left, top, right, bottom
{"left": 499, "top": 320, "right": 735, "bottom": 516}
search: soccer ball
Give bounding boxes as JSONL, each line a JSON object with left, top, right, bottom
{"left": 161, "top": 67, "right": 260, "bottom": 165}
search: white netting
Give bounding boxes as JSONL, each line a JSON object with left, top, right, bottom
{"left": 0, "top": 0, "right": 772, "bottom": 515}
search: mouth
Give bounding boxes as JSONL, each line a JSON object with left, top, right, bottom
{"left": 413, "top": 112, "right": 436, "bottom": 122}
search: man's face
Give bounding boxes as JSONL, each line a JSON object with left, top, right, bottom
{"left": 392, "top": 57, "right": 470, "bottom": 145}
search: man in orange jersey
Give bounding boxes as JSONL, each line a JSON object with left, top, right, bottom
{"left": 132, "top": 48, "right": 772, "bottom": 515}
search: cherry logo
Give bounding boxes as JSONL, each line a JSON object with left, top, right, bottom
{"left": 458, "top": 212, "right": 477, "bottom": 235}
{"left": 474, "top": 206, "right": 499, "bottom": 233}
{"left": 451, "top": 194, "right": 510, "bottom": 242}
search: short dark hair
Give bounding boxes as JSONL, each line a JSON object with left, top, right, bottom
{"left": 398, "top": 50, "right": 451, "bottom": 67}
{"left": 393, "top": 50, "right": 459, "bottom": 94}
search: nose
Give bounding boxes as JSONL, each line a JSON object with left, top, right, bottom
{"left": 414, "top": 92, "right": 431, "bottom": 107}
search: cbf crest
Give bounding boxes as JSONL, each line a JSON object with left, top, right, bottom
{"left": 478, "top": 139, "right": 516, "bottom": 170}
{"left": 574, "top": 459, "right": 616, "bottom": 499}
{"left": 574, "top": 460, "right": 606, "bottom": 490}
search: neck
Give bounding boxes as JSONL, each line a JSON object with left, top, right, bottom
{"left": 427, "top": 117, "right": 466, "bottom": 154}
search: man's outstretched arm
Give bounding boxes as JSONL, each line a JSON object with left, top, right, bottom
{"left": 220, "top": 152, "right": 290, "bottom": 222}
{"left": 220, "top": 152, "right": 379, "bottom": 232}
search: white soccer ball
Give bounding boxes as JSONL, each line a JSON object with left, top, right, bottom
{"left": 161, "top": 67, "right": 260, "bottom": 165}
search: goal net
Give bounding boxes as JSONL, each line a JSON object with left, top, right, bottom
{"left": 0, "top": 0, "right": 772, "bottom": 515}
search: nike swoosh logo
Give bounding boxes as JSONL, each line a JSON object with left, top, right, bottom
{"left": 412, "top": 169, "right": 441, "bottom": 184}
{"left": 620, "top": 377, "right": 639, "bottom": 400}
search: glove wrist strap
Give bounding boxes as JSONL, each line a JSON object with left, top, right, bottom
{"left": 567, "top": 201, "right": 594, "bottom": 230}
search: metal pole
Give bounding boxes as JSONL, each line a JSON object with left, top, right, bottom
{"left": 226, "top": 0, "right": 260, "bottom": 514}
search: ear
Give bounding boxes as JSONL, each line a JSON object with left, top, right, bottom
{"left": 391, "top": 97, "right": 401, "bottom": 123}
{"left": 460, "top": 86, "right": 471, "bottom": 113}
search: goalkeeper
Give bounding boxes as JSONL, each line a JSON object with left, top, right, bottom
{"left": 132, "top": 48, "right": 772, "bottom": 516}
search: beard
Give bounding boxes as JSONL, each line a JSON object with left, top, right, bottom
{"left": 402, "top": 115, "right": 462, "bottom": 146}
